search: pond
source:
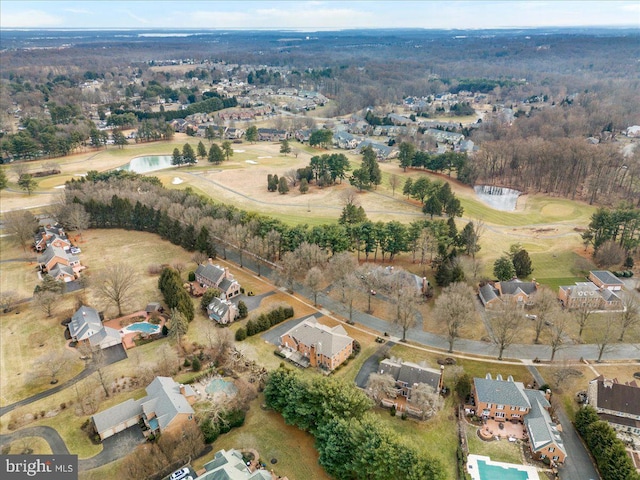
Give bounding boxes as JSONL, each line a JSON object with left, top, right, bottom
{"left": 474, "top": 185, "right": 522, "bottom": 211}
{"left": 119, "top": 155, "right": 174, "bottom": 174}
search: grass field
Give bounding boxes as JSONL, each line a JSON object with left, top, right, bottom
{"left": 465, "top": 422, "right": 523, "bottom": 464}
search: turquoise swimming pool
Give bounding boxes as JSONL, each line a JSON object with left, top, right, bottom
{"left": 123, "top": 322, "right": 160, "bottom": 334}
{"left": 477, "top": 460, "right": 529, "bottom": 480}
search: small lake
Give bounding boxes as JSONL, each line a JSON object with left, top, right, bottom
{"left": 119, "top": 155, "right": 174, "bottom": 174}
{"left": 474, "top": 185, "right": 522, "bottom": 211}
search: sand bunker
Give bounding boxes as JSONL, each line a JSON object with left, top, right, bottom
{"left": 54, "top": 185, "right": 66, "bottom": 189}
{"left": 172, "top": 177, "right": 184, "bottom": 185}
{"left": 233, "top": 149, "right": 246, "bottom": 153}
{"left": 245, "top": 160, "right": 258, "bottom": 165}
{"left": 257, "top": 156, "right": 272, "bottom": 159}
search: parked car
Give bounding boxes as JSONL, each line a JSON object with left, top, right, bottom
{"left": 170, "top": 468, "right": 190, "bottom": 480}
{"left": 69, "top": 247, "right": 81, "bottom": 254}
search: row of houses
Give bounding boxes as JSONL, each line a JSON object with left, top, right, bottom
{"left": 479, "top": 271, "right": 625, "bottom": 311}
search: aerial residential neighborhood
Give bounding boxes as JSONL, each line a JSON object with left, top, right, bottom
{"left": 1, "top": 3, "right": 640, "bottom": 480}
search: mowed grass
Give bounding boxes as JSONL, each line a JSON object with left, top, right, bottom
{"left": 465, "top": 422, "right": 523, "bottom": 464}
{"left": 371, "top": 398, "right": 458, "bottom": 480}
{"left": 2, "top": 436, "right": 53, "bottom": 455}
{"left": 193, "top": 395, "right": 331, "bottom": 480}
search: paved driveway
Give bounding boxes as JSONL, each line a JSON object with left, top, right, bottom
{"left": 527, "top": 366, "right": 600, "bottom": 480}
{"left": 354, "top": 342, "right": 396, "bottom": 389}
{"left": 79, "top": 425, "right": 144, "bottom": 471}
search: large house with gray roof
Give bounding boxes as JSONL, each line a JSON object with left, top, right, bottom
{"left": 206, "top": 297, "right": 239, "bottom": 325}
{"left": 478, "top": 279, "right": 537, "bottom": 309}
{"left": 557, "top": 281, "right": 622, "bottom": 311}
{"left": 466, "top": 374, "right": 566, "bottom": 465}
{"left": 194, "top": 449, "right": 271, "bottom": 480}
{"left": 588, "top": 270, "right": 625, "bottom": 291}
{"left": 195, "top": 263, "right": 241, "bottom": 300}
{"left": 68, "top": 305, "right": 122, "bottom": 350}
{"left": 92, "top": 376, "right": 196, "bottom": 441}
{"left": 378, "top": 358, "right": 443, "bottom": 399}
{"left": 280, "top": 317, "right": 353, "bottom": 371}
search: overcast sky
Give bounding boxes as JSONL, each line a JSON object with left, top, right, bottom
{"left": 1, "top": 1, "right": 639, "bottom": 30}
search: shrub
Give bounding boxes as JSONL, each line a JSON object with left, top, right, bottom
{"left": 235, "top": 327, "right": 247, "bottom": 341}
{"left": 183, "top": 358, "right": 192, "bottom": 367}
{"left": 237, "top": 300, "right": 248, "bottom": 319}
{"left": 191, "top": 357, "right": 202, "bottom": 372}
{"left": 188, "top": 271, "right": 196, "bottom": 281}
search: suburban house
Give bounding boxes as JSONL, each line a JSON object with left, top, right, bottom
{"left": 280, "top": 317, "right": 353, "bottom": 371}
{"left": 478, "top": 279, "right": 537, "bottom": 309}
{"left": 37, "top": 245, "right": 82, "bottom": 276}
{"left": 48, "top": 263, "right": 76, "bottom": 283}
{"left": 34, "top": 224, "right": 70, "bottom": 252}
{"left": 378, "top": 358, "right": 443, "bottom": 398}
{"left": 333, "top": 130, "right": 360, "bottom": 149}
{"left": 206, "top": 297, "right": 238, "bottom": 325}
{"left": 195, "top": 262, "right": 241, "bottom": 299}
{"left": 356, "top": 139, "right": 396, "bottom": 160}
{"left": 588, "top": 270, "right": 625, "bottom": 291}
{"left": 587, "top": 375, "right": 640, "bottom": 441}
{"left": 558, "top": 281, "right": 623, "bottom": 310}
{"left": 195, "top": 449, "right": 271, "bottom": 480}
{"left": 92, "top": 376, "right": 196, "bottom": 441}
{"left": 68, "top": 305, "right": 122, "bottom": 350}
{"left": 466, "top": 374, "right": 566, "bottom": 465}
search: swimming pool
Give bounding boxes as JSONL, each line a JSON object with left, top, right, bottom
{"left": 478, "top": 460, "right": 529, "bottom": 480}
{"left": 467, "top": 455, "right": 539, "bottom": 480}
{"left": 122, "top": 322, "right": 161, "bottom": 334}
{"left": 205, "top": 378, "right": 238, "bottom": 396}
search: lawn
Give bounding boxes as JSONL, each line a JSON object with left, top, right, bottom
{"left": 371, "top": 398, "right": 459, "bottom": 480}
{"left": 2, "top": 436, "right": 53, "bottom": 455}
{"left": 465, "top": 422, "right": 523, "bottom": 464}
{"left": 192, "top": 394, "right": 331, "bottom": 480}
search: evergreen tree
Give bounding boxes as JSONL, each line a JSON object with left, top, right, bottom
{"left": 403, "top": 177, "right": 413, "bottom": 198}
{"left": 221, "top": 140, "right": 233, "bottom": 161}
{"left": 280, "top": 139, "right": 291, "bottom": 155}
{"left": 172, "top": 147, "right": 183, "bottom": 165}
{"left": 245, "top": 125, "right": 258, "bottom": 143}
{"left": 182, "top": 143, "right": 196, "bottom": 165}
{"left": 512, "top": 248, "right": 533, "bottom": 277}
{"left": 493, "top": 255, "right": 516, "bottom": 280}
{"left": 208, "top": 143, "right": 224, "bottom": 164}
{"left": 278, "top": 176, "right": 289, "bottom": 194}
{"left": 197, "top": 140, "right": 207, "bottom": 159}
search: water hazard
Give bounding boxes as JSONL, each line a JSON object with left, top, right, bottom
{"left": 119, "top": 155, "right": 174, "bottom": 174}
{"left": 474, "top": 185, "right": 521, "bottom": 211}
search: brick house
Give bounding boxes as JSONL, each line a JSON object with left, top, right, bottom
{"left": 280, "top": 317, "right": 353, "bottom": 371}
{"left": 92, "top": 376, "right": 196, "bottom": 441}
{"left": 206, "top": 297, "right": 238, "bottom": 325}
{"left": 467, "top": 374, "right": 566, "bottom": 465}
{"left": 558, "top": 281, "right": 622, "bottom": 310}
{"left": 37, "top": 245, "right": 81, "bottom": 274}
{"left": 479, "top": 279, "right": 537, "bottom": 309}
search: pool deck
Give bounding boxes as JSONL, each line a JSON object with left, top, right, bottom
{"left": 467, "top": 455, "right": 540, "bottom": 480}
{"left": 103, "top": 310, "right": 165, "bottom": 349}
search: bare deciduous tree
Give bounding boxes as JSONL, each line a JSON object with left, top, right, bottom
{"left": 97, "top": 262, "right": 139, "bottom": 316}
{"left": 167, "top": 308, "right": 188, "bottom": 352}
{"left": 532, "top": 287, "right": 560, "bottom": 344}
{"left": 34, "top": 350, "right": 75, "bottom": 384}
{"left": 548, "top": 311, "right": 570, "bottom": 361}
{"left": 618, "top": 292, "right": 640, "bottom": 342}
{"left": 433, "top": 282, "right": 477, "bottom": 353}
{"left": 328, "top": 251, "right": 358, "bottom": 302}
{"left": 3, "top": 210, "right": 39, "bottom": 253}
{"left": 489, "top": 303, "right": 523, "bottom": 360}
{"left": 410, "top": 383, "right": 443, "bottom": 420}
{"left": 594, "top": 316, "right": 617, "bottom": 362}
{"left": 33, "top": 290, "right": 60, "bottom": 317}
{"left": 389, "top": 173, "right": 400, "bottom": 196}
{"left": 574, "top": 304, "right": 592, "bottom": 339}
{"left": 304, "top": 266, "right": 324, "bottom": 306}
{"left": 0, "top": 290, "right": 20, "bottom": 313}
{"left": 386, "top": 271, "right": 419, "bottom": 342}
{"left": 366, "top": 373, "right": 397, "bottom": 403}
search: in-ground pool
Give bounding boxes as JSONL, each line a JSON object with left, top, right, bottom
{"left": 205, "top": 378, "right": 238, "bottom": 396}
{"left": 122, "top": 322, "right": 161, "bottom": 334}
{"left": 477, "top": 460, "right": 529, "bottom": 480}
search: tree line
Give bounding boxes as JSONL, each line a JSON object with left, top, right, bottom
{"left": 264, "top": 366, "right": 446, "bottom": 480}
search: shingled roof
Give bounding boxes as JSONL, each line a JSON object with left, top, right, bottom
{"left": 195, "top": 263, "right": 225, "bottom": 285}
{"left": 68, "top": 305, "right": 102, "bottom": 341}
{"left": 524, "top": 389, "right": 566, "bottom": 457}
{"left": 281, "top": 317, "right": 353, "bottom": 358}
{"left": 473, "top": 376, "right": 530, "bottom": 409}
{"left": 140, "top": 377, "right": 195, "bottom": 431}
{"left": 592, "top": 376, "right": 640, "bottom": 416}
{"left": 379, "top": 358, "right": 442, "bottom": 391}
{"left": 498, "top": 279, "right": 537, "bottom": 296}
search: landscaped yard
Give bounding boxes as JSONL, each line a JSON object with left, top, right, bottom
{"left": 465, "top": 421, "right": 524, "bottom": 465}
{"left": 192, "top": 394, "right": 332, "bottom": 480}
